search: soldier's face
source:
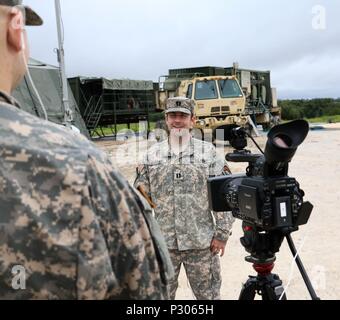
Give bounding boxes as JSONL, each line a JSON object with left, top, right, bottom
{"left": 166, "top": 112, "right": 195, "bottom": 138}
{"left": 166, "top": 112, "right": 194, "bottom": 129}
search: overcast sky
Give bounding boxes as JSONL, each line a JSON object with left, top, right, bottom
{"left": 24, "top": 0, "right": 339, "bottom": 99}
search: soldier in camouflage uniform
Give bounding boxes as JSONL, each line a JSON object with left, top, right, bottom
{"left": 135, "top": 97, "right": 235, "bottom": 300}
{"left": 0, "top": 0, "right": 172, "bottom": 299}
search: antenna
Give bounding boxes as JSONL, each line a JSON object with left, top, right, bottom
{"left": 54, "top": 0, "right": 73, "bottom": 127}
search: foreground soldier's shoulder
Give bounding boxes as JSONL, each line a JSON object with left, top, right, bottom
{"left": 0, "top": 103, "right": 107, "bottom": 162}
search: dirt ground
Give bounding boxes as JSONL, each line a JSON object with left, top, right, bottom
{"left": 95, "top": 123, "right": 340, "bottom": 300}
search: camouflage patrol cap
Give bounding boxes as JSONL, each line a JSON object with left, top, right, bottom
{"left": 0, "top": 0, "right": 43, "bottom": 26}
{"left": 165, "top": 97, "right": 194, "bottom": 115}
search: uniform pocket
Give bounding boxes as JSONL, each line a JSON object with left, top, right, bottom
{"left": 148, "top": 162, "right": 173, "bottom": 197}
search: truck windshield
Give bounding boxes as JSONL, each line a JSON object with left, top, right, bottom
{"left": 195, "top": 80, "right": 218, "bottom": 100}
{"left": 218, "top": 79, "right": 243, "bottom": 98}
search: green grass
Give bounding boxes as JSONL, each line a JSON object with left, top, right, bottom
{"left": 92, "top": 122, "right": 157, "bottom": 137}
{"left": 281, "top": 115, "right": 340, "bottom": 124}
{"left": 306, "top": 114, "right": 340, "bottom": 124}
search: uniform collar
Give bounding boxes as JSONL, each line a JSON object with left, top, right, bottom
{"left": 0, "top": 90, "right": 21, "bottom": 108}
{"left": 166, "top": 137, "right": 195, "bottom": 158}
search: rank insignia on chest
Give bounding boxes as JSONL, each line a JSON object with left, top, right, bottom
{"left": 174, "top": 170, "right": 183, "bottom": 181}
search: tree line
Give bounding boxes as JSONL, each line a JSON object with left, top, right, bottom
{"left": 279, "top": 98, "right": 340, "bottom": 120}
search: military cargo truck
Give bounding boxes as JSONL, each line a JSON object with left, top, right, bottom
{"left": 157, "top": 64, "right": 281, "bottom": 140}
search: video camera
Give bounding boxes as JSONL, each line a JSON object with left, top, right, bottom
{"left": 207, "top": 120, "right": 313, "bottom": 231}
{"left": 207, "top": 120, "right": 319, "bottom": 300}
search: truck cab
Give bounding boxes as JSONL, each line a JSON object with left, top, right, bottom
{"left": 178, "top": 75, "right": 246, "bottom": 120}
{"left": 158, "top": 73, "right": 249, "bottom": 140}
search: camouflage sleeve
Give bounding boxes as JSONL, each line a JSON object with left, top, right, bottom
{"left": 77, "top": 154, "right": 167, "bottom": 300}
{"left": 213, "top": 211, "right": 235, "bottom": 242}
{"left": 209, "top": 146, "right": 235, "bottom": 242}
{"left": 209, "top": 146, "right": 232, "bottom": 177}
{"left": 133, "top": 154, "right": 151, "bottom": 198}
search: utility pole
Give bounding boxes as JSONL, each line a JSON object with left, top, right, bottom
{"left": 55, "top": 0, "right": 73, "bottom": 126}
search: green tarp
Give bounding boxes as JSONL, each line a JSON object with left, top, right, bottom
{"left": 13, "top": 58, "right": 89, "bottom": 138}
{"left": 78, "top": 77, "right": 154, "bottom": 91}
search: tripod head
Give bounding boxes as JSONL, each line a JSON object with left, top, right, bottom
{"left": 241, "top": 223, "right": 285, "bottom": 265}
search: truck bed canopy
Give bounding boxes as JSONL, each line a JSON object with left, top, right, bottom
{"left": 68, "top": 76, "right": 157, "bottom": 134}
{"left": 77, "top": 77, "right": 154, "bottom": 91}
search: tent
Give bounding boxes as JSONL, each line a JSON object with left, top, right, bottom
{"left": 13, "top": 59, "right": 89, "bottom": 138}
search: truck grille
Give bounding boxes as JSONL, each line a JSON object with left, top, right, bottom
{"left": 211, "top": 107, "right": 221, "bottom": 113}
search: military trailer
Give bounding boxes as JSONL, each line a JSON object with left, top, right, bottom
{"left": 69, "top": 77, "right": 157, "bottom": 137}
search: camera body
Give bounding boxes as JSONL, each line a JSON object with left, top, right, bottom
{"left": 208, "top": 120, "right": 313, "bottom": 232}
{"left": 208, "top": 169, "right": 311, "bottom": 231}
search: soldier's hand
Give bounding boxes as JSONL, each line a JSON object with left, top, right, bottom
{"left": 210, "top": 238, "right": 227, "bottom": 257}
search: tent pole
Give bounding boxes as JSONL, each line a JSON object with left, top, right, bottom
{"left": 54, "top": 0, "right": 73, "bottom": 127}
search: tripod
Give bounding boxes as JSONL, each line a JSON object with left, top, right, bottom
{"left": 239, "top": 228, "right": 320, "bottom": 300}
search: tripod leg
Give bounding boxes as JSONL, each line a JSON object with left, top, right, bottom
{"left": 286, "top": 234, "right": 320, "bottom": 300}
{"left": 239, "top": 277, "right": 257, "bottom": 300}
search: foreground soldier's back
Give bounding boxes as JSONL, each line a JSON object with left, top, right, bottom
{"left": 0, "top": 1, "right": 170, "bottom": 299}
{"left": 0, "top": 93, "right": 169, "bottom": 299}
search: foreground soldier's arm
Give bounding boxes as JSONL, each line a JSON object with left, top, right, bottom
{"left": 78, "top": 154, "right": 167, "bottom": 299}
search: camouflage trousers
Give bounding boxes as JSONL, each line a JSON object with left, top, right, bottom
{"left": 168, "top": 248, "right": 221, "bottom": 300}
